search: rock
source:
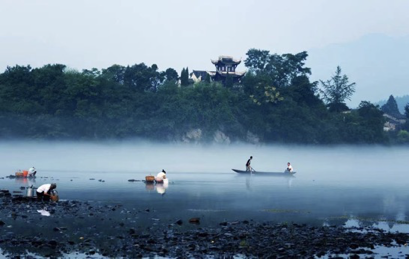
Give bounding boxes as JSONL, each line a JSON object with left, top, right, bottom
{"left": 182, "top": 129, "right": 202, "bottom": 143}
{"left": 213, "top": 130, "right": 231, "bottom": 144}
{"left": 189, "top": 218, "right": 200, "bottom": 224}
{"left": 246, "top": 131, "right": 260, "bottom": 144}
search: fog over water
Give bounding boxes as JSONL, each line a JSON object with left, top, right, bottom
{"left": 1, "top": 140, "right": 407, "bottom": 175}
{"left": 1, "top": 140, "right": 409, "bottom": 230}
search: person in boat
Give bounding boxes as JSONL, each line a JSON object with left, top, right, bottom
{"left": 28, "top": 166, "right": 37, "bottom": 177}
{"left": 36, "top": 183, "right": 57, "bottom": 201}
{"left": 246, "top": 156, "right": 253, "bottom": 171}
{"left": 155, "top": 169, "right": 167, "bottom": 183}
{"left": 286, "top": 162, "right": 293, "bottom": 173}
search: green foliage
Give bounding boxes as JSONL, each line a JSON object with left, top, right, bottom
{"left": 381, "top": 95, "right": 403, "bottom": 118}
{"left": 180, "top": 67, "right": 189, "bottom": 87}
{"left": 320, "top": 66, "right": 356, "bottom": 112}
{"left": 224, "top": 73, "right": 234, "bottom": 89}
{"left": 244, "top": 49, "right": 311, "bottom": 88}
{"left": 164, "top": 68, "right": 179, "bottom": 82}
{"left": 0, "top": 50, "right": 390, "bottom": 144}
{"left": 396, "top": 130, "right": 409, "bottom": 144}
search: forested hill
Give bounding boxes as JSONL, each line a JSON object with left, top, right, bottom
{"left": 0, "top": 49, "right": 402, "bottom": 144}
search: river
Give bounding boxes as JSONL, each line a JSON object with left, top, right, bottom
{"left": 1, "top": 141, "right": 408, "bottom": 232}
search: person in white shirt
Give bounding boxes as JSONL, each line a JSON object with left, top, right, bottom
{"left": 286, "top": 162, "right": 293, "bottom": 172}
{"left": 36, "top": 183, "right": 57, "bottom": 201}
{"left": 28, "top": 167, "right": 37, "bottom": 177}
{"left": 155, "top": 169, "right": 167, "bottom": 183}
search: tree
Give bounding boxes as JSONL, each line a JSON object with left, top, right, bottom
{"left": 244, "top": 49, "right": 311, "bottom": 88}
{"left": 402, "top": 104, "right": 409, "bottom": 131}
{"left": 320, "top": 66, "right": 356, "bottom": 112}
{"left": 123, "top": 63, "right": 163, "bottom": 92}
{"left": 356, "top": 101, "right": 386, "bottom": 143}
{"left": 381, "top": 95, "right": 403, "bottom": 118}
{"left": 224, "top": 73, "right": 234, "bottom": 88}
{"left": 180, "top": 67, "right": 190, "bottom": 87}
{"left": 203, "top": 73, "right": 211, "bottom": 83}
{"left": 164, "top": 68, "right": 178, "bottom": 82}
{"left": 102, "top": 64, "right": 126, "bottom": 84}
{"left": 397, "top": 130, "right": 409, "bottom": 144}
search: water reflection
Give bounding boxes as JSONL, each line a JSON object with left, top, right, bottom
{"left": 144, "top": 179, "right": 169, "bottom": 195}
{"left": 14, "top": 177, "right": 36, "bottom": 186}
{"left": 345, "top": 218, "right": 409, "bottom": 233}
{"left": 240, "top": 174, "right": 294, "bottom": 191}
{"left": 156, "top": 179, "right": 169, "bottom": 195}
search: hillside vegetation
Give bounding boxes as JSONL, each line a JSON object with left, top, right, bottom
{"left": 1, "top": 49, "right": 407, "bottom": 144}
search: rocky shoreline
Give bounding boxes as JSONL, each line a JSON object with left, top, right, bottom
{"left": 1, "top": 189, "right": 409, "bottom": 258}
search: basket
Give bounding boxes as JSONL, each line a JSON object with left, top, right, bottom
{"left": 145, "top": 176, "right": 155, "bottom": 182}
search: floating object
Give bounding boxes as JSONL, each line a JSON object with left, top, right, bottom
{"left": 145, "top": 176, "right": 155, "bottom": 182}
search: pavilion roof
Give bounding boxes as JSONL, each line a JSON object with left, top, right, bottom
{"left": 211, "top": 56, "right": 241, "bottom": 65}
{"left": 208, "top": 71, "right": 245, "bottom": 77}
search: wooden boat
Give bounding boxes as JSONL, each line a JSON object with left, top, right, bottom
{"left": 232, "top": 169, "right": 296, "bottom": 176}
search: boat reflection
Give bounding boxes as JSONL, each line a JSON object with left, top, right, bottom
{"left": 145, "top": 179, "right": 169, "bottom": 195}
{"left": 239, "top": 174, "right": 294, "bottom": 190}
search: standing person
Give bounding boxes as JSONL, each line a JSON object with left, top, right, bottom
{"left": 36, "top": 183, "right": 57, "bottom": 201}
{"left": 246, "top": 156, "right": 253, "bottom": 171}
{"left": 155, "top": 169, "right": 167, "bottom": 183}
{"left": 286, "top": 162, "right": 293, "bottom": 172}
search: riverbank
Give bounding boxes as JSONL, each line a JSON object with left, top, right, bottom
{"left": 1, "top": 190, "right": 408, "bottom": 258}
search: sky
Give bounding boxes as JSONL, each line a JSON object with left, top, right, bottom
{"left": 1, "top": 0, "right": 409, "bottom": 105}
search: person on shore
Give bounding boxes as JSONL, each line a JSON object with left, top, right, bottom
{"left": 286, "top": 162, "right": 293, "bottom": 173}
{"left": 36, "top": 183, "right": 57, "bottom": 201}
{"left": 28, "top": 166, "right": 37, "bottom": 177}
{"left": 155, "top": 169, "right": 167, "bottom": 183}
{"left": 246, "top": 156, "right": 253, "bottom": 172}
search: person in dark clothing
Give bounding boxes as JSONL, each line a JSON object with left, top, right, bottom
{"left": 246, "top": 156, "right": 253, "bottom": 171}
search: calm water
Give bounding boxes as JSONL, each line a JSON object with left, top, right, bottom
{"left": 1, "top": 141, "right": 409, "bottom": 231}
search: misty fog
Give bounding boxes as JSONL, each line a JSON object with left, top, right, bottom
{"left": 1, "top": 140, "right": 407, "bottom": 177}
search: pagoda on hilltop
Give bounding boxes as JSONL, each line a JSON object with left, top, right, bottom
{"left": 190, "top": 56, "right": 245, "bottom": 84}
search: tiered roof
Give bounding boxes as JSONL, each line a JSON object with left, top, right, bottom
{"left": 211, "top": 56, "right": 241, "bottom": 66}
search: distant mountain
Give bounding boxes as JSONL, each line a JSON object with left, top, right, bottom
{"left": 377, "top": 95, "right": 409, "bottom": 114}
{"left": 307, "top": 33, "right": 409, "bottom": 108}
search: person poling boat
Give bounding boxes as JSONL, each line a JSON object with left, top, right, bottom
{"left": 246, "top": 156, "right": 254, "bottom": 172}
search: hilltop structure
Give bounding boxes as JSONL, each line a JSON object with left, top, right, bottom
{"left": 190, "top": 56, "right": 245, "bottom": 85}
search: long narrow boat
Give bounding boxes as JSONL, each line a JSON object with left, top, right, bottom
{"left": 232, "top": 169, "right": 296, "bottom": 176}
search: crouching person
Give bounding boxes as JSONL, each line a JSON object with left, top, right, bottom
{"left": 36, "top": 183, "right": 57, "bottom": 201}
